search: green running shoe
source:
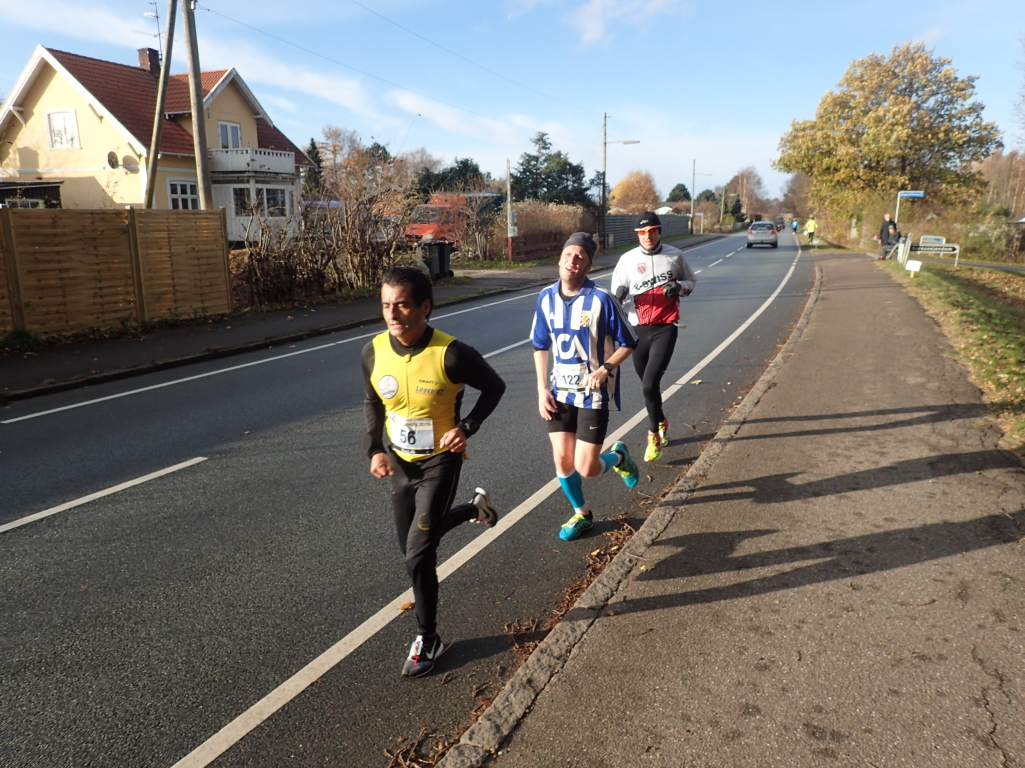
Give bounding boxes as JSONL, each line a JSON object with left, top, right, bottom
{"left": 559, "top": 512, "right": 593, "bottom": 541}
{"left": 658, "top": 417, "right": 669, "bottom": 444}
{"left": 612, "top": 441, "right": 639, "bottom": 488}
{"left": 644, "top": 432, "right": 662, "bottom": 462}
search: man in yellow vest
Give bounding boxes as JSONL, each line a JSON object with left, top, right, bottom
{"left": 804, "top": 215, "right": 818, "bottom": 245}
{"left": 362, "top": 265, "right": 506, "bottom": 677}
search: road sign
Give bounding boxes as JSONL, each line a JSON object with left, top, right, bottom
{"left": 919, "top": 235, "right": 945, "bottom": 245}
{"left": 909, "top": 244, "right": 958, "bottom": 254}
{"left": 899, "top": 190, "right": 925, "bottom": 198}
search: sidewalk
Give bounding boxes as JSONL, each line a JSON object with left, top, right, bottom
{"left": 440, "top": 252, "right": 1025, "bottom": 767}
{"left": 0, "top": 235, "right": 721, "bottom": 402}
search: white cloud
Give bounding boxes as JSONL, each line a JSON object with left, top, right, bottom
{"left": 194, "top": 38, "right": 389, "bottom": 124}
{"left": 569, "top": 0, "right": 691, "bottom": 45}
{"left": 387, "top": 90, "right": 527, "bottom": 146}
{"left": 914, "top": 27, "right": 946, "bottom": 46}
{"left": 2, "top": 1, "right": 143, "bottom": 47}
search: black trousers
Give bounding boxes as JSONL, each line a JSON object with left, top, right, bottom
{"left": 389, "top": 449, "right": 475, "bottom": 637}
{"left": 632, "top": 323, "right": 678, "bottom": 432}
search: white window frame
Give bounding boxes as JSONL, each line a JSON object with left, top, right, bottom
{"left": 218, "top": 121, "right": 242, "bottom": 149}
{"left": 47, "top": 110, "right": 80, "bottom": 150}
{"left": 168, "top": 179, "right": 200, "bottom": 210}
{"left": 255, "top": 186, "right": 292, "bottom": 218}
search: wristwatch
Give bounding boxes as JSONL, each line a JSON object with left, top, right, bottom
{"left": 456, "top": 418, "right": 480, "bottom": 437}
{"left": 602, "top": 362, "right": 615, "bottom": 373}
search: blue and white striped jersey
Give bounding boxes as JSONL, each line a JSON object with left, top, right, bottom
{"left": 531, "top": 278, "right": 637, "bottom": 410}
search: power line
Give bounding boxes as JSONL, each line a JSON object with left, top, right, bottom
{"left": 193, "top": 3, "right": 512, "bottom": 131}
{"left": 344, "top": 0, "right": 599, "bottom": 116}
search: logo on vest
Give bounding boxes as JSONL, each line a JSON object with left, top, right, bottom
{"left": 578, "top": 311, "right": 592, "bottom": 328}
{"left": 378, "top": 375, "right": 399, "bottom": 399}
{"left": 415, "top": 381, "right": 444, "bottom": 395}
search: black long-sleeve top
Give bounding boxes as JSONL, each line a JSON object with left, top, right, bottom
{"left": 361, "top": 327, "right": 507, "bottom": 458}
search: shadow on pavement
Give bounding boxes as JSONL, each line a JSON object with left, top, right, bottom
{"left": 611, "top": 509, "right": 1024, "bottom": 613}
{"left": 673, "top": 448, "right": 1019, "bottom": 506}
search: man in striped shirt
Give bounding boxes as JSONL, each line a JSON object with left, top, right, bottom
{"left": 531, "top": 232, "right": 640, "bottom": 541}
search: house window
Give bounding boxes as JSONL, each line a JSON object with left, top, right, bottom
{"left": 168, "top": 180, "right": 200, "bottom": 210}
{"left": 233, "top": 187, "right": 253, "bottom": 215}
{"left": 219, "top": 122, "right": 242, "bottom": 149}
{"left": 48, "top": 111, "right": 80, "bottom": 149}
{"left": 256, "top": 187, "right": 291, "bottom": 218}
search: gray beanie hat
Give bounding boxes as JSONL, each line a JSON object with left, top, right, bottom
{"left": 562, "top": 232, "right": 597, "bottom": 260}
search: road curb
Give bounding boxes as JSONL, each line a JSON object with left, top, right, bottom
{"left": 436, "top": 258, "right": 824, "bottom": 768}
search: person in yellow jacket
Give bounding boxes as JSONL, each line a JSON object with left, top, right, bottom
{"left": 362, "top": 265, "right": 506, "bottom": 677}
{"left": 804, "top": 215, "right": 818, "bottom": 245}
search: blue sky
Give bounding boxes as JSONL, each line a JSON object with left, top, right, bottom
{"left": 1, "top": 0, "right": 1021, "bottom": 200}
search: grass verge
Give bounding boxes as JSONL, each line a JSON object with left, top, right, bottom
{"left": 882, "top": 260, "right": 1025, "bottom": 459}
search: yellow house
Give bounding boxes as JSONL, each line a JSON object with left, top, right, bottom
{"left": 0, "top": 45, "right": 310, "bottom": 240}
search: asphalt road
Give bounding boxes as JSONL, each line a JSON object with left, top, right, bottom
{"left": 0, "top": 232, "right": 815, "bottom": 767}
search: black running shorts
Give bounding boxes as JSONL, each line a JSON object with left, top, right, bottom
{"left": 546, "top": 400, "right": 610, "bottom": 445}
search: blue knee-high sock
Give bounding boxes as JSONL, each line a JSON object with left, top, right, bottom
{"left": 599, "top": 450, "right": 620, "bottom": 474}
{"left": 557, "top": 470, "right": 586, "bottom": 510}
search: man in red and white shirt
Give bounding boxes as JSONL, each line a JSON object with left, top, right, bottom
{"left": 610, "top": 211, "right": 697, "bottom": 462}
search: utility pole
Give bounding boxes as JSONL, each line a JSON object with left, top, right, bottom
{"left": 599, "top": 113, "right": 638, "bottom": 249}
{"left": 506, "top": 158, "right": 514, "bottom": 262}
{"left": 182, "top": 0, "right": 213, "bottom": 209}
{"left": 690, "top": 159, "right": 695, "bottom": 234}
{"left": 600, "top": 112, "right": 607, "bottom": 249}
{"left": 144, "top": 0, "right": 177, "bottom": 209}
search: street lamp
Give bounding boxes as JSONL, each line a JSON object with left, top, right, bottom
{"left": 601, "top": 112, "right": 638, "bottom": 249}
{"left": 690, "top": 159, "right": 712, "bottom": 234}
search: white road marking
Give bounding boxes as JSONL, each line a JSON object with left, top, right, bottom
{"left": 709, "top": 259, "right": 724, "bottom": 267}
{"left": 2, "top": 294, "right": 538, "bottom": 425}
{"left": 0, "top": 457, "right": 208, "bottom": 535}
{"left": 168, "top": 249, "right": 805, "bottom": 768}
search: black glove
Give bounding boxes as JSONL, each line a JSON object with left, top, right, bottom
{"left": 614, "top": 285, "right": 629, "bottom": 302}
{"left": 662, "top": 282, "right": 681, "bottom": 298}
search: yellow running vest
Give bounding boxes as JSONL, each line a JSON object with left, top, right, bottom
{"left": 370, "top": 329, "right": 462, "bottom": 461}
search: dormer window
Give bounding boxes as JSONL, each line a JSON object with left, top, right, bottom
{"left": 48, "top": 110, "right": 80, "bottom": 149}
{"left": 219, "top": 122, "right": 241, "bottom": 149}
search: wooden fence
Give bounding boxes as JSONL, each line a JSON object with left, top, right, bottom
{"left": 0, "top": 208, "right": 231, "bottom": 336}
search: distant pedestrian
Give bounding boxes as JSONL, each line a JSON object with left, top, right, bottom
{"left": 362, "top": 266, "right": 506, "bottom": 677}
{"left": 791, "top": 219, "right": 799, "bottom": 235}
{"left": 880, "top": 222, "right": 901, "bottom": 260}
{"left": 878, "top": 213, "right": 895, "bottom": 243}
{"left": 804, "top": 216, "right": 818, "bottom": 245}
{"left": 610, "top": 211, "right": 697, "bottom": 462}
{"left": 531, "top": 233, "right": 639, "bottom": 542}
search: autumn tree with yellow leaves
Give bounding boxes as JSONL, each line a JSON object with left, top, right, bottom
{"left": 775, "top": 42, "right": 1001, "bottom": 222}
{"left": 609, "top": 170, "right": 661, "bottom": 214}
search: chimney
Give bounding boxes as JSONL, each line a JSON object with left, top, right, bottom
{"left": 138, "top": 48, "right": 161, "bottom": 76}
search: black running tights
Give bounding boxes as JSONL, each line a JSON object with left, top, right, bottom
{"left": 631, "top": 323, "right": 678, "bottom": 432}
{"left": 389, "top": 450, "right": 475, "bottom": 637}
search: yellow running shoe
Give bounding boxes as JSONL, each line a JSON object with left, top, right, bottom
{"left": 644, "top": 432, "right": 662, "bottom": 462}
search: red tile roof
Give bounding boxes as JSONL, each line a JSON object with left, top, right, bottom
{"left": 165, "top": 70, "right": 227, "bottom": 114}
{"left": 44, "top": 49, "right": 307, "bottom": 164}
{"left": 48, "top": 49, "right": 195, "bottom": 155}
{"left": 257, "top": 124, "right": 313, "bottom": 166}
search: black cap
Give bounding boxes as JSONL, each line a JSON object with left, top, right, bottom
{"left": 562, "top": 232, "right": 597, "bottom": 260}
{"left": 634, "top": 211, "right": 662, "bottom": 230}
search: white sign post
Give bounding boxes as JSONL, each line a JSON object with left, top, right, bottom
{"left": 905, "top": 259, "right": 922, "bottom": 277}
